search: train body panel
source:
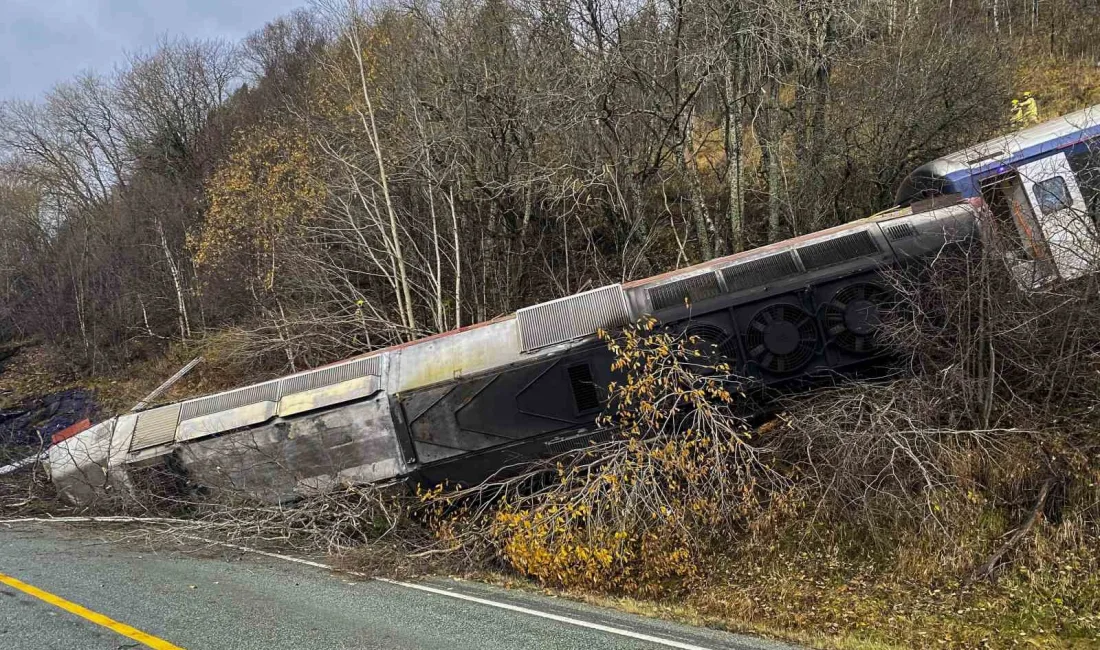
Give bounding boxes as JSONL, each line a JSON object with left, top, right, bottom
{"left": 48, "top": 419, "right": 115, "bottom": 504}
{"left": 48, "top": 201, "right": 981, "bottom": 504}
{"left": 174, "top": 388, "right": 403, "bottom": 501}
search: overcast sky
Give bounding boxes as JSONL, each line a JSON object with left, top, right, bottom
{"left": 1, "top": 0, "right": 308, "bottom": 102}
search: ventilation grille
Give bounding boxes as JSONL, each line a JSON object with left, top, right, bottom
{"left": 797, "top": 231, "right": 879, "bottom": 271}
{"left": 720, "top": 252, "right": 801, "bottom": 293}
{"left": 567, "top": 363, "right": 601, "bottom": 412}
{"left": 180, "top": 381, "right": 280, "bottom": 421}
{"left": 648, "top": 273, "right": 720, "bottom": 311}
{"left": 884, "top": 222, "right": 918, "bottom": 242}
{"left": 517, "top": 284, "right": 630, "bottom": 352}
{"left": 545, "top": 429, "right": 615, "bottom": 455}
{"left": 129, "top": 403, "right": 182, "bottom": 452}
{"left": 822, "top": 282, "right": 892, "bottom": 354}
{"left": 279, "top": 356, "right": 381, "bottom": 396}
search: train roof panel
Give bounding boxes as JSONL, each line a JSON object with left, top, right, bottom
{"left": 896, "top": 104, "right": 1100, "bottom": 205}
{"left": 951, "top": 105, "right": 1099, "bottom": 168}
{"left": 932, "top": 105, "right": 1099, "bottom": 176}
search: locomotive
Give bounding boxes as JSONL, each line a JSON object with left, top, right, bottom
{"left": 49, "top": 105, "right": 1100, "bottom": 505}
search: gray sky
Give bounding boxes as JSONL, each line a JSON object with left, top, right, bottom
{"left": 1, "top": 0, "right": 309, "bottom": 102}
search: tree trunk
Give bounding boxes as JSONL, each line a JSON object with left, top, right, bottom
{"left": 428, "top": 188, "right": 444, "bottom": 333}
{"left": 448, "top": 188, "right": 461, "bottom": 329}
{"left": 347, "top": 15, "right": 416, "bottom": 335}
{"left": 761, "top": 81, "right": 784, "bottom": 243}
{"left": 156, "top": 216, "right": 190, "bottom": 339}
{"left": 725, "top": 50, "right": 746, "bottom": 253}
{"left": 683, "top": 113, "right": 715, "bottom": 260}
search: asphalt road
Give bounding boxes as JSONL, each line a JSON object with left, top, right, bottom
{"left": 0, "top": 522, "right": 797, "bottom": 650}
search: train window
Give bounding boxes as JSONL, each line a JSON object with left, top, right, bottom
{"left": 566, "top": 363, "right": 601, "bottom": 413}
{"left": 1033, "top": 176, "right": 1072, "bottom": 215}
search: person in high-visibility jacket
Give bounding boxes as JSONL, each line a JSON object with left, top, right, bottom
{"left": 1011, "top": 98, "right": 1024, "bottom": 127}
{"left": 1019, "top": 92, "right": 1039, "bottom": 125}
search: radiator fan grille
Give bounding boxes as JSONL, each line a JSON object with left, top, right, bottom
{"left": 745, "top": 304, "right": 818, "bottom": 374}
{"left": 822, "top": 283, "right": 891, "bottom": 354}
{"left": 679, "top": 323, "right": 738, "bottom": 366}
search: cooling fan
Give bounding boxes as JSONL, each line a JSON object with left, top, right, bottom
{"left": 678, "top": 322, "right": 738, "bottom": 365}
{"left": 745, "top": 304, "right": 818, "bottom": 374}
{"left": 821, "top": 282, "right": 891, "bottom": 354}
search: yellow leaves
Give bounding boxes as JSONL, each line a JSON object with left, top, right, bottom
{"left": 487, "top": 496, "right": 698, "bottom": 592}
{"left": 194, "top": 120, "right": 324, "bottom": 288}
{"left": 421, "top": 316, "right": 764, "bottom": 599}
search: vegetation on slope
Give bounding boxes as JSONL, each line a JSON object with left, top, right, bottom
{"left": 420, "top": 242, "right": 1100, "bottom": 648}
{"left": 1, "top": 0, "right": 1097, "bottom": 379}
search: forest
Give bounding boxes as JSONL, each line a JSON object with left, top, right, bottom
{"left": 0, "top": 0, "right": 1098, "bottom": 379}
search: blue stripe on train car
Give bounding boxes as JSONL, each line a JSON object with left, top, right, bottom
{"left": 944, "top": 125, "right": 1100, "bottom": 197}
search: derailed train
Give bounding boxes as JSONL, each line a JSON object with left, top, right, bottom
{"left": 50, "top": 105, "right": 1100, "bottom": 505}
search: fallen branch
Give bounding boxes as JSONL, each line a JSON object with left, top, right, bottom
{"left": 0, "top": 515, "right": 198, "bottom": 526}
{"left": 971, "top": 479, "right": 1053, "bottom": 581}
{"left": 0, "top": 452, "right": 45, "bottom": 476}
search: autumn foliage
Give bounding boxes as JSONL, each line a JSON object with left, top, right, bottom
{"left": 423, "top": 249, "right": 1100, "bottom": 646}
{"left": 8, "top": 1, "right": 1100, "bottom": 375}
{"left": 424, "top": 320, "right": 777, "bottom": 595}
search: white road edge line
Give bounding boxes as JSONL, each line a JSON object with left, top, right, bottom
{"left": 0, "top": 520, "right": 721, "bottom": 650}
{"left": 372, "top": 578, "right": 716, "bottom": 650}
{"left": 176, "top": 534, "right": 717, "bottom": 650}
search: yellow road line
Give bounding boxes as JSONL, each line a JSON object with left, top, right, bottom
{"left": 0, "top": 571, "right": 184, "bottom": 650}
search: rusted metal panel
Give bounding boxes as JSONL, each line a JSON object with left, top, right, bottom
{"left": 516, "top": 284, "right": 630, "bottom": 352}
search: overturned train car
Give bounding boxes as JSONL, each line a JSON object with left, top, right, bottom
{"left": 48, "top": 199, "right": 980, "bottom": 505}
{"left": 50, "top": 105, "right": 1100, "bottom": 506}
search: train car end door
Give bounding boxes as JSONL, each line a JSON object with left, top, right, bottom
{"left": 1017, "top": 152, "right": 1099, "bottom": 280}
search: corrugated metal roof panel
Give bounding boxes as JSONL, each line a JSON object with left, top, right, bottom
{"left": 517, "top": 284, "right": 630, "bottom": 352}
{"left": 179, "top": 381, "right": 279, "bottom": 421}
{"left": 129, "top": 403, "right": 181, "bottom": 452}
{"left": 719, "top": 251, "right": 801, "bottom": 293}
{"left": 278, "top": 356, "right": 381, "bottom": 396}
{"left": 797, "top": 230, "right": 879, "bottom": 271}
{"left": 648, "top": 273, "right": 721, "bottom": 311}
